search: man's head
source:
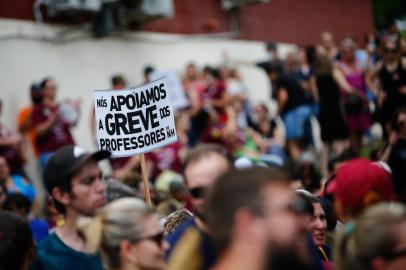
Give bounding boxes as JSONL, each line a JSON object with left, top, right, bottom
{"left": 4, "top": 194, "right": 31, "bottom": 218}
{"left": 111, "top": 75, "right": 126, "bottom": 90}
{"left": 30, "top": 82, "right": 43, "bottom": 105}
{"left": 144, "top": 66, "right": 155, "bottom": 83}
{"left": 266, "top": 42, "right": 277, "bottom": 53}
{"left": 327, "top": 159, "right": 394, "bottom": 223}
{"left": 285, "top": 51, "right": 300, "bottom": 73}
{"left": 183, "top": 144, "right": 232, "bottom": 219}
{"left": 44, "top": 145, "right": 111, "bottom": 216}
{"left": 206, "top": 167, "right": 301, "bottom": 259}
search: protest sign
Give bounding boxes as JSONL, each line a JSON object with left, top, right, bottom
{"left": 94, "top": 77, "right": 178, "bottom": 157}
{"left": 94, "top": 77, "right": 178, "bottom": 206}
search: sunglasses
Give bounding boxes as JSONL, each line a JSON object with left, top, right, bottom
{"left": 133, "top": 231, "right": 164, "bottom": 247}
{"left": 398, "top": 121, "right": 405, "bottom": 128}
{"left": 189, "top": 187, "right": 205, "bottom": 199}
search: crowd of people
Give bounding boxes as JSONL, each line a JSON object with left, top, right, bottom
{"left": 0, "top": 23, "right": 406, "bottom": 270}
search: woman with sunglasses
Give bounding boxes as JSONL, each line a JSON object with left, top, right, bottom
{"left": 79, "top": 197, "right": 168, "bottom": 270}
{"left": 335, "top": 202, "right": 406, "bottom": 270}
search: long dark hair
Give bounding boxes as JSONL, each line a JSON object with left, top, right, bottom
{"left": 0, "top": 211, "right": 34, "bottom": 270}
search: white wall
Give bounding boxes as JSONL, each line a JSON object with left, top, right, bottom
{"left": 0, "top": 19, "right": 299, "bottom": 150}
{"left": 0, "top": 19, "right": 295, "bottom": 186}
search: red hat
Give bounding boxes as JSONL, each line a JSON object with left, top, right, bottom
{"left": 326, "top": 159, "right": 394, "bottom": 211}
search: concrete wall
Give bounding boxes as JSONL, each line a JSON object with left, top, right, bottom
{"left": 0, "top": 19, "right": 295, "bottom": 154}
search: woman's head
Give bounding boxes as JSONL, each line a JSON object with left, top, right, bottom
{"left": 335, "top": 202, "right": 406, "bottom": 270}
{"left": 40, "top": 77, "right": 57, "bottom": 101}
{"left": 384, "top": 39, "right": 399, "bottom": 63}
{"left": 392, "top": 107, "right": 406, "bottom": 137}
{"left": 80, "top": 198, "right": 168, "bottom": 270}
{"left": 297, "top": 190, "right": 327, "bottom": 247}
{"left": 185, "top": 62, "right": 198, "bottom": 80}
{"left": 254, "top": 103, "right": 269, "bottom": 121}
{"left": 311, "top": 201, "right": 327, "bottom": 247}
{"left": 341, "top": 38, "right": 356, "bottom": 62}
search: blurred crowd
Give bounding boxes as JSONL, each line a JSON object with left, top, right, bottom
{"left": 0, "top": 22, "right": 406, "bottom": 270}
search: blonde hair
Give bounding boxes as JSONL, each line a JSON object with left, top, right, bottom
{"left": 78, "top": 198, "right": 154, "bottom": 269}
{"left": 163, "top": 208, "right": 193, "bottom": 235}
{"left": 335, "top": 203, "right": 406, "bottom": 270}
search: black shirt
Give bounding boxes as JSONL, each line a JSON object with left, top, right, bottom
{"left": 389, "top": 137, "right": 406, "bottom": 197}
{"left": 277, "top": 71, "right": 314, "bottom": 114}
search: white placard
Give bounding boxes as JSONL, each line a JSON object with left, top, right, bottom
{"left": 149, "top": 70, "right": 189, "bottom": 110}
{"left": 94, "top": 77, "right": 178, "bottom": 157}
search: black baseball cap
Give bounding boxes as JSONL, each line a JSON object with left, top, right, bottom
{"left": 43, "top": 145, "right": 111, "bottom": 193}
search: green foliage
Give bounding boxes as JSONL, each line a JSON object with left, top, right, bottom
{"left": 372, "top": 0, "right": 406, "bottom": 29}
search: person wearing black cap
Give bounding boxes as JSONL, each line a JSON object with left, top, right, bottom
{"left": 31, "top": 145, "right": 110, "bottom": 270}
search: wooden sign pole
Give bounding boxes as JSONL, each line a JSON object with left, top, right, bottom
{"left": 140, "top": 153, "right": 152, "bottom": 207}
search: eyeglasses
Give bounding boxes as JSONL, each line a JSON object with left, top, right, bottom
{"left": 133, "top": 232, "right": 164, "bottom": 247}
{"left": 189, "top": 187, "right": 205, "bottom": 199}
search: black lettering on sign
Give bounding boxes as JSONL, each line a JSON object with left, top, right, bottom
{"left": 159, "top": 106, "right": 170, "bottom": 119}
{"left": 117, "top": 95, "right": 126, "bottom": 111}
{"left": 98, "top": 119, "right": 103, "bottom": 130}
{"left": 96, "top": 97, "right": 107, "bottom": 107}
{"left": 130, "top": 137, "right": 138, "bottom": 149}
{"left": 114, "top": 113, "right": 129, "bottom": 135}
{"left": 123, "top": 138, "right": 131, "bottom": 151}
{"left": 139, "top": 92, "right": 148, "bottom": 107}
{"left": 126, "top": 94, "right": 136, "bottom": 110}
{"left": 145, "top": 87, "right": 155, "bottom": 103}
{"left": 127, "top": 111, "right": 142, "bottom": 134}
{"left": 160, "top": 127, "right": 166, "bottom": 140}
{"left": 99, "top": 139, "right": 106, "bottom": 149}
{"left": 159, "top": 83, "right": 167, "bottom": 99}
{"left": 105, "top": 114, "right": 115, "bottom": 135}
{"left": 99, "top": 127, "right": 169, "bottom": 152}
{"left": 145, "top": 105, "right": 159, "bottom": 129}
{"left": 110, "top": 97, "right": 119, "bottom": 111}
{"left": 103, "top": 105, "right": 160, "bottom": 136}
{"left": 166, "top": 127, "right": 175, "bottom": 138}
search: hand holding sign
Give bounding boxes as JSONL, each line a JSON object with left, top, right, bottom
{"left": 94, "top": 77, "right": 178, "bottom": 206}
